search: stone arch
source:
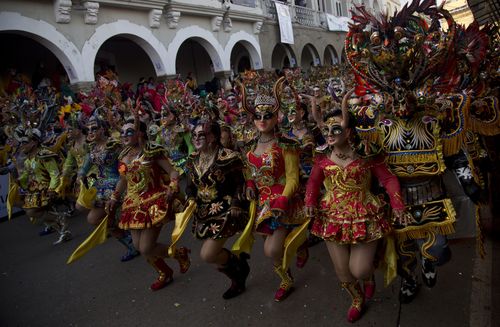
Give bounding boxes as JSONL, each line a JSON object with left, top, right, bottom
{"left": 168, "top": 26, "right": 225, "bottom": 74}
{"left": 82, "top": 20, "right": 168, "bottom": 81}
{"left": 271, "top": 43, "right": 297, "bottom": 69}
{"left": 0, "top": 11, "right": 83, "bottom": 84}
{"left": 225, "top": 31, "right": 263, "bottom": 70}
{"left": 340, "top": 46, "right": 347, "bottom": 63}
{"left": 324, "top": 45, "right": 339, "bottom": 65}
{"left": 301, "top": 43, "right": 321, "bottom": 69}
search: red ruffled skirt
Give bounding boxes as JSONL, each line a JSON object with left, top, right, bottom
{"left": 310, "top": 194, "right": 392, "bottom": 244}
{"left": 118, "top": 189, "right": 173, "bottom": 229}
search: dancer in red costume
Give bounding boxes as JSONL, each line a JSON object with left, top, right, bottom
{"left": 242, "top": 78, "right": 308, "bottom": 302}
{"left": 305, "top": 94, "right": 405, "bottom": 322}
{"left": 108, "top": 118, "right": 191, "bottom": 291}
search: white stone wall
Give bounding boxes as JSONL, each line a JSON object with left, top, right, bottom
{"left": 0, "top": 0, "right": 350, "bottom": 87}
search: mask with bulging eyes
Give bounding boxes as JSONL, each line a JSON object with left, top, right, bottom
{"left": 321, "top": 125, "right": 343, "bottom": 137}
{"left": 253, "top": 112, "right": 274, "bottom": 121}
{"left": 321, "top": 116, "right": 343, "bottom": 138}
{"left": 120, "top": 128, "right": 135, "bottom": 138}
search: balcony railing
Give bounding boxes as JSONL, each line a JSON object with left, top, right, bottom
{"left": 232, "top": 0, "right": 257, "bottom": 8}
{"left": 263, "top": 0, "right": 324, "bottom": 28}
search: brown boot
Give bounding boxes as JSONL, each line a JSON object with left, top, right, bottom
{"left": 173, "top": 247, "right": 191, "bottom": 274}
{"left": 147, "top": 257, "right": 173, "bottom": 291}
{"left": 341, "top": 281, "right": 364, "bottom": 323}
{"left": 273, "top": 264, "right": 294, "bottom": 302}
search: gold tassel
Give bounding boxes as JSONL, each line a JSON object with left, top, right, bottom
{"left": 67, "top": 216, "right": 109, "bottom": 264}
{"left": 168, "top": 200, "right": 196, "bottom": 257}
{"left": 232, "top": 200, "right": 256, "bottom": 256}
{"left": 379, "top": 233, "right": 398, "bottom": 287}
{"left": 76, "top": 180, "right": 97, "bottom": 209}
{"left": 7, "top": 176, "right": 20, "bottom": 220}
{"left": 281, "top": 218, "right": 310, "bottom": 271}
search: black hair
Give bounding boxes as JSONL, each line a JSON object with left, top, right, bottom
{"left": 299, "top": 101, "right": 309, "bottom": 121}
{"left": 194, "top": 120, "right": 222, "bottom": 147}
{"left": 323, "top": 109, "right": 361, "bottom": 149}
{"left": 323, "top": 109, "right": 357, "bottom": 130}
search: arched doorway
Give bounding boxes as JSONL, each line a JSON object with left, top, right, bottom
{"left": 301, "top": 43, "right": 321, "bottom": 70}
{"left": 324, "top": 45, "right": 339, "bottom": 65}
{"left": 340, "top": 46, "right": 347, "bottom": 64}
{"left": 176, "top": 38, "right": 217, "bottom": 94}
{"left": 230, "top": 42, "right": 252, "bottom": 75}
{"left": 271, "top": 43, "right": 296, "bottom": 69}
{"left": 0, "top": 33, "right": 68, "bottom": 92}
{"left": 95, "top": 36, "right": 155, "bottom": 87}
{"left": 373, "top": 0, "right": 381, "bottom": 14}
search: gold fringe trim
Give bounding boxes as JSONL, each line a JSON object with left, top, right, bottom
{"left": 387, "top": 152, "right": 441, "bottom": 165}
{"left": 357, "top": 129, "right": 381, "bottom": 144}
{"left": 475, "top": 205, "right": 485, "bottom": 259}
{"left": 395, "top": 223, "right": 456, "bottom": 242}
{"left": 395, "top": 198, "right": 457, "bottom": 241}
{"left": 441, "top": 134, "right": 465, "bottom": 157}
{"left": 470, "top": 118, "right": 500, "bottom": 135}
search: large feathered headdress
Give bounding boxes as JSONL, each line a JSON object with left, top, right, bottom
{"left": 345, "top": 0, "right": 456, "bottom": 100}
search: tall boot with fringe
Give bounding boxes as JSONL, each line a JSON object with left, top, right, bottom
{"left": 147, "top": 256, "right": 173, "bottom": 291}
{"left": 172, "top": 246, "right": 191, "bottom": 274}
{"left": 341, "top": 281, "right": 364, "bottom": 323}
{"left": 273, "top": 264, "right": 294, "bottom": 302}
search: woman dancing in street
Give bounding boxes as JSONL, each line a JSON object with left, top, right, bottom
{"left": 77, "top": 115, "right": 139, "bottom": 261}
{"left": 304, "top": 94, "right": 404, "bottom": 322}
{"left": 242, "top": 78, "right": 308, "bottom": 302}
{"left": 185, "top": 120, "right": 250, "bottom": 299}
{"left": 108, "top": 118, "right": 191, "bottom": 291}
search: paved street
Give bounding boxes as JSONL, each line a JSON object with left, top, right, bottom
{"left": 0, "top": 213, "right": 497, "bottom": 327}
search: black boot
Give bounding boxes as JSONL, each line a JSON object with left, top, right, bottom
{"left": 399, "top": 276, "right": 420, "bottom": 304}
{"left": 218, "top": 250, "right": 250, "bottom": 300}
{"left": 421, "top": 257, "right": 437, "bottom": 288}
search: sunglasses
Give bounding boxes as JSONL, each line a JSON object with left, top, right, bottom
{"left": 321, "top": 125, "right": 344, "bottom": 136}
{"left": 120, "top": 128, "right": 135, "bottom": 137}
{"left": 253, "top": 112, "right": 274, "bottom": 121}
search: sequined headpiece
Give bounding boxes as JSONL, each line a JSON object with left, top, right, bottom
{"left": 239, "top": 76, "right": 285, "bottom": 115}
{"left": 325, "top": 116, "right": 342, "bottom": 127}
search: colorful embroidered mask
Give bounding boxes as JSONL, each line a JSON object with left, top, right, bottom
{"left": 321, "top": 117, "right": 343, "bottom": 136}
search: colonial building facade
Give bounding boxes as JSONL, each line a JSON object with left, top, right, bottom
{"left": 0, "top": 0, "right": 399, "bottom": 89}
